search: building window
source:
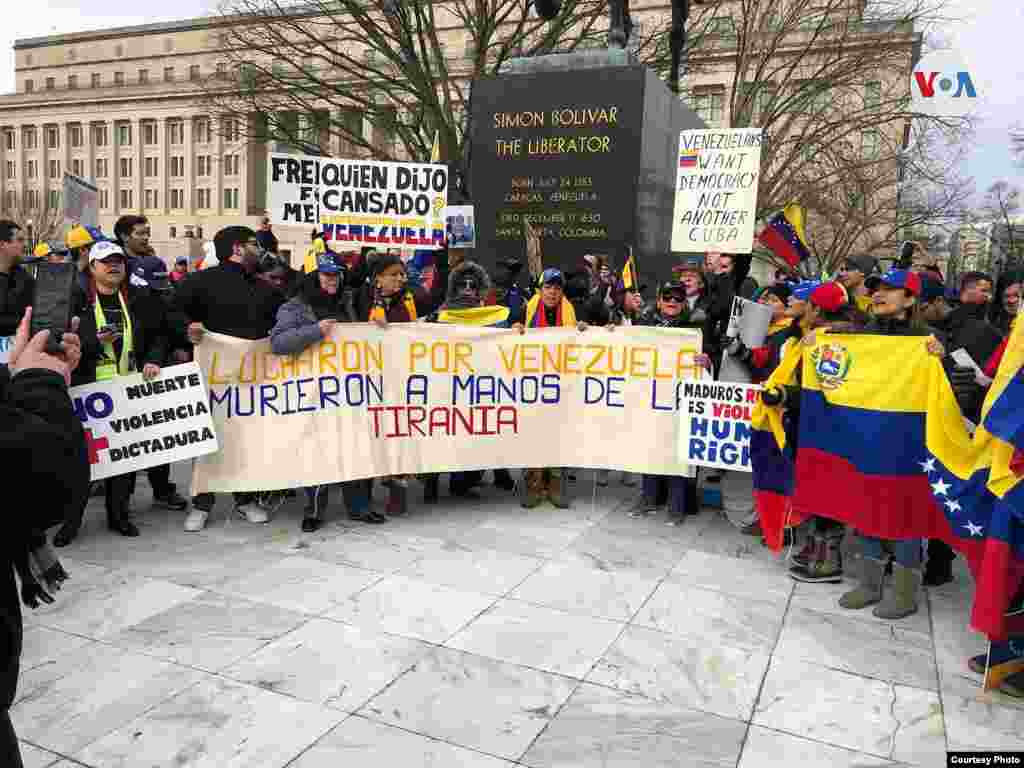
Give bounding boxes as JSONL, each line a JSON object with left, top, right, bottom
{"left": 142, "top": 122, "right": 158, "bottom": 146}
{"left": 169, "top": 121, "right": 184, "bottom": 145}
{"left": 216, "top": 63, "right": 227, "bottom": 78}
{"left": 222, "top": 118, "right": 240, "bottom": 143}
{"left": 95, "top": 158, "right": 108, "bottom": 178}
{"left": 692, "top": 91, "right": 725, "bottom": 126}
{"left": 144, "top": 157, "right": 158, "bottom": 177}
{"left": 196, "top": 155, "right": 211, "bottom": 176}
{"left": 114, "top": 72, "right": 124, "bottom": 87}
{"left": 169, "top": 225, "right": 177, "bottom": 238}
{"left": 195, "top": 119, "right": 211, "bottom": 144}
{"left": 170, "top": 188, "right": 184, "bottom": 209}
{"left": 189, "top": 65, "right": 201, "bottom": 81}
{"left": 224, "top": 187, "right": 239, "bottom": 210}
{"left": 67, "top": 48, "right": 76, "bottom": 61}
{"left": 26, "top": 189, "right": 38, "bottom": 208}
{"left": 5, "top": 161, "right": 15, "bottom": 178}
{"left": 864, "top": 81, "right": 881, "bottom": 112}
{"left": 196, "top": 188, "right": 211, "bottom": 209}
{"left": 99, "top": 188, "right": 109, "bottom": 209}
{"left": 120, "top": 188, "right": 133, "bottom": 209}
{"left": 4, "top": 191, "right": 15, "bottom": 210}
{"left": 47, "top": 190, "right": 59, "bottom": 209}
{"left": 115, "top": 44, "right": 124, "bottom": 57}
{"left": 862, "top": 129, "right": 881, "bottom": 159}
{"left": 138, "top": 69, "right": 149, "bottom": 85}
{"left": 144, "top": 189, "right": 158, "bottom": 209}
{"left": 117, "top": 123, "right": 132, "bottom": 146}
{"left": 119, "top": 157, "right": 133, "bottom": 178}
{"left": 23, "top": 128, "right": 37, "bottom": 150}
{"left": 45, "top": 77, "right": 55, "bottom": 91}
{"left": 91, "top": 73, "right": 101, "bottom": 88}
{"left": 67, "top": 74, "right": 78, "bottom": 90}
{"left": 26, "top": 160, "right": 37, "bottom": 179}
{"left": 45, "top": 126, "right": 59, "bottom": 149}
{"left": 71, "top": 158, "right": 84, "bottom": 177}
{"left": 24, "top": 80, "right": 33, "bottom": 93}
{"left": 93, "top": 124, "right": 108, "bottom": 147}
{"left": 69, "top": 124, "right": 82, "bottom": 147}
{"left": 223, "top": 153, "right": 240, "bottom": 176}
{"left": 3, "top": 131, "right": 14, "bottom": 151}
{"left": 164, "top": 67, "right": 174, "bottom": 82}
{"left": 170, "top": 156, "right": 185, "bottom": 177}
{"left": 48, "top": 159, "right": 60, "bottom": 179}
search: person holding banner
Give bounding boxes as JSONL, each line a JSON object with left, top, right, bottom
{"left": 512, "top": 268, "right": 582, "bottom": 509}
{"left": 65, "top": 241, "right": 173, "bottom": 541}
{"left": 629, "top": 281, "right": 713, "bottom": 524}
{"left": 172, "top": 226, "right": 286, "bottom": 532}
{"left": 271, "top": 252, "right": 378, "bottom": 529}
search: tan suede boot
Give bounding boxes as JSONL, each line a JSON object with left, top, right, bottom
{"left": 838, "top": 557, "right": 886, "bottom": 609}
{"left": 873, "top": 563, "right": 919, "bottom": 619}
{"left": 522, "top": 470, "right": 544, "bottom": 509}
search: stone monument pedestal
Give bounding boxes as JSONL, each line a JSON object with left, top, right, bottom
{"left": 470, "top": 52, "right": 704, "bottom": 284}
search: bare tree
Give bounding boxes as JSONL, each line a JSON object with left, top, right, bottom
{"left": 4, "top": 190, "right": 62, "bottom": 248}
{"left": 977, "top": 180, "right": 1023, "bottom": 271}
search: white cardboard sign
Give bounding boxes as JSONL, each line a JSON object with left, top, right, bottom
{"left": 677, "top": 380, "right": 762, "bottom": 472}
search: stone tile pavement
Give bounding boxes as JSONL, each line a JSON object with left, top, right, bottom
{"left": 13, "top": 467, "right": 1024, "bottom": 767}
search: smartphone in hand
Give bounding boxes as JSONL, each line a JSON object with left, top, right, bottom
{"left": 30, "top": 263, "right": 77, "bottom": 355}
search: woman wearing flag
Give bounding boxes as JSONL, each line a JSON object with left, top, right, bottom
{"left": 68, "top": 240, "right": 172, "bottom": 541}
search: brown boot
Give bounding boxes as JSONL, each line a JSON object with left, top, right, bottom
{"left": 548, "top": 469, "right": 570, "bottom": 509}
{"left": 522, "top": 470, "right": 544, "bottom": 509}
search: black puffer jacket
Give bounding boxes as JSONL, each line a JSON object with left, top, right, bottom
{"left": 0, "top": 267, "right": 34, "bottom": 337}
{"left": 170, "top": 261, "right": 285, "bottom": 339}
{"left": 0, "top": 367, "right": 89, "bottom": 708}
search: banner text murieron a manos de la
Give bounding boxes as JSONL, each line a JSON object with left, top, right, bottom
{"left": 267, "top": 153, "right": 448, "bottom": 250}
{"left": 192, "top": 324, "right": 705, "bottom": 493}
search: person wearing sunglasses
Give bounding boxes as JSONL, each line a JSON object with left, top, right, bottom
{"left": 629, "top": 281, "right": 712, "bottom": 525}
{"left": 170, "top": 226, "right": 287, "bottom": 532}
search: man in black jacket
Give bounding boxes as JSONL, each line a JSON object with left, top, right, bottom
{"left": 171, "top": 226, "right": 286, "bottom": 532}
{"left": 0, "top": 220, "right": 32, "bottom": 342}
{"left": 1, "top": 307, "right": 85, "bottom": 768}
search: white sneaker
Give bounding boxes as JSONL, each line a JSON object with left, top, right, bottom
{"left": 184, "top": 508, "right": 209, "bottom": 532}
{"left": 236, "top": 504, "right": 269, "bottom": 524}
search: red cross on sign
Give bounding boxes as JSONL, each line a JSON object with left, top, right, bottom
{"left": 84, "top": 429, "right": 109, "bottom": 465}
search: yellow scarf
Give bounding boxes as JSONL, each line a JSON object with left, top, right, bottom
{"left": 370, "top": 291, "right": 418, "bottom": 323}
{"left": 767, "top": 318, "right": 791, "bottom": 337}
{"left": 524, "top": 293, "right": 577, "bottom": 327}
{"left": 94, "top": 290, "right": 134, "bottom": 380}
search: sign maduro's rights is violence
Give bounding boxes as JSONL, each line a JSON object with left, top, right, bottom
{"left": 267, "top": 154, "right": 448, "bottom": 249}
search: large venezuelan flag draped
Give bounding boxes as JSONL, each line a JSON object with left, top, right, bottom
{"left": 926, "top": 318, "right": 1024, "bottom": 644}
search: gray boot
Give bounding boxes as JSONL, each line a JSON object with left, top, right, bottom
{"left": 873, "top": 563, "right": 919, "bottom": 619}
{"left": 838, "top": 557, "right": 885, "bottom": 609}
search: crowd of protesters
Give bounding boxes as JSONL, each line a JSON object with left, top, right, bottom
{"left": 2, "top": 214, "right": 1024, "bottom": 763}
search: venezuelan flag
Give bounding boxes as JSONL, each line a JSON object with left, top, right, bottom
{"left": 622, "top": 248, "right": 638, "bottom": 291}
{"left": 927, "top": 318, "right": 1024, "bottom": 647}
{"left": 679, "top": 150, "right": 699, "bottom": 168}
{"left": 757, "top": 203, "right": 811, "bottom": 267}
{"left": 750, "top": 343, "right": 805, "bottom": 551}
{"left": 435, "top": 305, "right": 511, "bottom": 327}
{"left": 793, "top": 334, "right": 956, "bottom": 539}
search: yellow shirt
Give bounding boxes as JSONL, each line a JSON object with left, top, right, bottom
{"left": 303, "top": 239, "right": 326, "bottom": 273}
{"left": 854, "top": 293, "right": 873, "bottom": 314}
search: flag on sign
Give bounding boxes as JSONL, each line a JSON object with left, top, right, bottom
{"left": 679, "top": 150, "right": 699, "bottom": 168}
{"left": 757, "top": 203, "right": 810, "bottom": 267}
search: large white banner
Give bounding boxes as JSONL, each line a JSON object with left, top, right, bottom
{"left": 192, "top": 324, "right": 704, "bottom": 494}
{"left": 267, "top": 153, "right": 448, "bottom": 250}
{"left": 671, "top": 128, "right": 763, "bottom": 254}
{"left": 70, "top": 363, "right": 219, "bottom": 481}
{"left": 62, "top": 172, "right": 99, "bottom": 228}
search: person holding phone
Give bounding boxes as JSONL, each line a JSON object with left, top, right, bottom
{"left": 1, "top": 307, "right": 85, "bottom": 768}
{"left": 63, "top": 241, "right": 171, "bottom": 541}
{"left": 0, "top": 220, "right": 33, "bottom": 345}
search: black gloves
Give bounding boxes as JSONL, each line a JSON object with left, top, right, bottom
{"left": 761, "top": 386, "right": 785, "bottom": 406}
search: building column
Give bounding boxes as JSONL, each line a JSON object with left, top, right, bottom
{"left": 184, "top": 117, "right": 194, "bottom": 216}
{"left": 109, "top": 121, "right": 120, "bottom": 216}
{"left": 214, "top": 118, "right": 224, "bottom": 216}
{"left": 132, "top": 118, "right": 143, "bottom": 214}
{"left": 159, "top": 117, "right": 169, "bottom": 215}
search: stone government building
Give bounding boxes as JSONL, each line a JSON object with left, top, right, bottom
{"left": 0, "top": 1, "right": 916, "bottom": 270}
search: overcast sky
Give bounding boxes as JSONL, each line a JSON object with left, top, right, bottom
{"left": 1, "top": 0, "right": 1021, "bottom": 205}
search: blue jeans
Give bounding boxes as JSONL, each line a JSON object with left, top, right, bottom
{"left": 860, "top": 536, "right": 922, "bottom": 568}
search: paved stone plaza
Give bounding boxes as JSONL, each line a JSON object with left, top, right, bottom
{"left": 13, "top": 467, "right": 1024, "bottom": 767}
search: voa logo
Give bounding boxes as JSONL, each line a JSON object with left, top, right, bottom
{"left": 911, "top": 51, "right": 979, "bottom": 118}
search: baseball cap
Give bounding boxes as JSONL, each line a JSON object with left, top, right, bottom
{"left": 540, "top": 268, "right": 564, "bottom": 287}
{"left": 791, "top": 280, "right": 822, "bottom": 301}
{"left": 809, "top": 282, "right": 849, "bottom": 312}
{"left": 317, "top": 252, "right": 343, "bottom": 274}
{"left": 89, "top": 240, "right": 126, "bottom": 263}
{"left": 877, "top": 268, "right": 922, "bottom": 297}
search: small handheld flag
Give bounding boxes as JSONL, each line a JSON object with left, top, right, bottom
{"left": 622, "top": 245, "right": 638, "bottom": 290}
{"left": 758, "top": 203, "right": 811, "bottom": 267}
